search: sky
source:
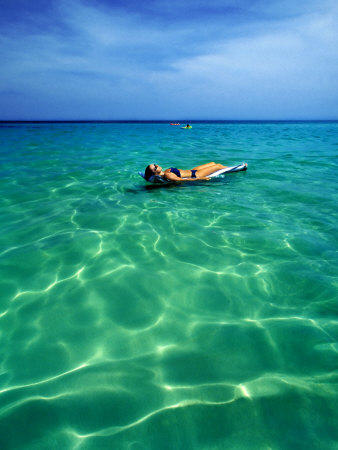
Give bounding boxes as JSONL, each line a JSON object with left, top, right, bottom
{"left": 0, "top": 0, "right": 337, "bottom": 120}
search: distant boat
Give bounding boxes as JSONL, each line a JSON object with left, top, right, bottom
{"left": 170, "top": 123, "right": 180, "bottom": 125}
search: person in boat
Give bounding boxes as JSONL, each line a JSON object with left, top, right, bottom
{"left": 144, "top": 162, "right": 239, "bottom": 182}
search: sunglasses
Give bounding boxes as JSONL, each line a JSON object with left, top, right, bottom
{"left": 153, "top": 164, "right": 158, "bottom": 172}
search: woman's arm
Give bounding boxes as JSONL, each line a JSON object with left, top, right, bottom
{"left": 184, "top": 176, "right": 211, "bottom": 181}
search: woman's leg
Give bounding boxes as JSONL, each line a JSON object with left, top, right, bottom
{"left": 192, "top": 162, "right": 219, "bottom": 170}
{"left": 195, "top": 164, "right": 227, "bottom": 177}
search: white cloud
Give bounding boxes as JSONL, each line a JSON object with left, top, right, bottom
{"left": 146, "top": 8, "right": 338, "bottom": 118}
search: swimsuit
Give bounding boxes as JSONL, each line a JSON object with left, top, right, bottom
{"left": 169, "top": 167, "right": 181, "bottom": 177}
{"left": 169, "top": 168, "right": 197, "bottom": 178}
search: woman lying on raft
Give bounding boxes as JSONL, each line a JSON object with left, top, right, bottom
{"left": 144, "top": 162, "right": 247, "bottom": 183}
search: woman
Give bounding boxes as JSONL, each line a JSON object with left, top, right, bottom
{"left": 144, "top": 161, "right": 241, "bottom": 182}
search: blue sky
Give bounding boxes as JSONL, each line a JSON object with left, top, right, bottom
{"left": 1, "top": 0, "right": 337, "bottom": 119}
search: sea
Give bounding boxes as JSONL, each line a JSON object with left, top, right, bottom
{"left": 0, "top": 120, "right": 337, "bottom": 449}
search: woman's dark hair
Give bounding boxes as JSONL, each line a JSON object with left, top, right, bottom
{"left": 144, "top": 165, "right": 154, "bottom": 181}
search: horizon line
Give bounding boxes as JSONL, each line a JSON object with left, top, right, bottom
{"left": 1, "top": 119, "right": 338, "bottom": 123}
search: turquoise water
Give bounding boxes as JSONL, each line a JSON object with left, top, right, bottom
{"left": 0, "top": 121, "right": 337, "bottom": 449}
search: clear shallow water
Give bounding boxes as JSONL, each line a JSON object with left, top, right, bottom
{"left": 0, "top": 121, "right": 337, "bottom": 449}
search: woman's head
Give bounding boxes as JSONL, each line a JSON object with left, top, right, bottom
{"left": 144, "top": 164, "right": 161, "bottom": 181}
